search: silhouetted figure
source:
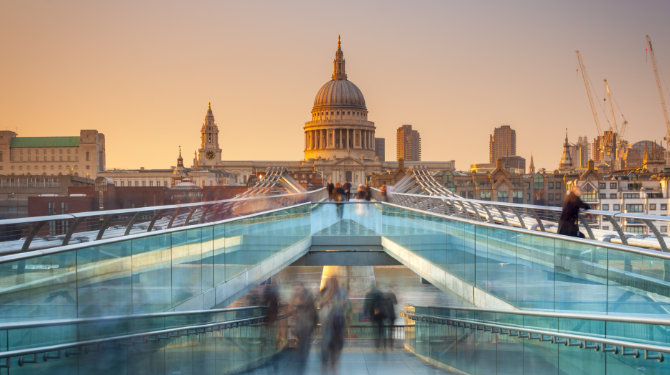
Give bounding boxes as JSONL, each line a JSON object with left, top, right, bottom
{"left": 382, "top": 289, "right": 397, "bottom": 349}
{"left": 320, "top": 277, "right": 348, "bottom": 374}
{"left": 364, "top": 286, "right": 386, "bottom": 351}
{"left": 343, "top": 180, "right": 351, "bottom": 201}
{"left": 356, "top": 184, "right": 365, "bottom": 200}
{"left": 558, "top": 186, "right": 590, "bottom": 238}
{"left": 364, "top": 184, "right": 372, "bottom": 201}
{"left": 327, "top": 180, "right": 335, "bottom": 201}
{"left": 335, "top": 183, "right": 345, "bottom": 219}
{"left": 262, "top": 282, "right": 280, "bottom": 328}
{"left": 380, "top": 184, "right": 388, "bottom": 202}
{"left": 291, "top": 283, "right": 317, "bottom": 374}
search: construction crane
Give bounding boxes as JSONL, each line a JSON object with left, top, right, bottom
{"left": 603, "top": 79, "right": 629, "bottom": 137}
{"left": 646, "top": 35, "right": 670, "bottom": 149}
{"left": 576, "top": 50, "right": 602, "bottom": 135}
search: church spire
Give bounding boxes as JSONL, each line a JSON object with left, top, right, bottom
{"left": 332, "top": 35, "right": 347, "bottom": 80}
{"left": 559, "top": 128, "right": 573, "bottom": 172}
{"left": 529, "top": 153, "right": 535, "bottom": 174}
{"left": 177, "top": 145, "right": 184, "bottom": 168}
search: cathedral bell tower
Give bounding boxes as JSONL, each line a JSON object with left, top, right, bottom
{"left": 197, "top": 102, "right": 222, "bottom": 168}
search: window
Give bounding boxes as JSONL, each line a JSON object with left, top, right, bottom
{"left": 599, "top": 193, "right": 606, "bottom": 199}
{"left": 533, "top": 174, "right": 544, "bottom": 189}
{"left": 625, "top": 204, "right": 644, "bottom": 213}
{"left": 662, "top": 204, "right": 668, "bottom": 211}
{"left": 613, "top": 204, "right": 620, "bottom": 211}
{"left": 149, "top": 181, "right": 153, "bottom": 187}
{"left": 163, "top": 181, "right": 168, "bottom": 187}
{"left": 134, "top": 181, "right": 139, "bottom": 186}
{"left": 610, "top": 182, "right": 617, "bottom": 189}
{"left": 497, "top": 191, "right": 509, "bottom": 202}
{"left": 662, "top": 226, "right": 668, "bottom": 233}
{"left": 625, "top": 226, "right": 644, "bottom": 234}
{"left": 602, "top": 204, "right": 609, "bottom": 210}
{"left": 623, "top": 193, "right": 640, "bottom": 199}
{"left": 142, "top": 181, "right": 146, "bottom": 187}
{"left": 599, "top": 182, "right": 606, "bottom": 189}
{"left": 581, "top": 185, "right": 597, "bottom": 202}
{"left": 555, "top": 182, "right": 561, "bottom": 190}
{"left": 480, "top": 191, "right": 491, "bottom": 201}
{"left": 512, "top": 190, "right": 523, "bottom": 203}
{"left": 548, "top": 193, "right": 553, "bottom": 201}
{"left": 86, "top": 151, "right": 90, "bottom": 161}
{"left": 650, "top": 204, "right": 657, "bottom": 210}
{"left": 603, "top": 226, "right": 609, "bottom": 230}
{"left": 610, "top": 193, "right": 617, "bottom": 199}
{"left": 548, "top": 182, "right": 554, "bottom": 189}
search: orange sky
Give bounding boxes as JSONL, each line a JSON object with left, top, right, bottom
{"left": 1, "top": 0, "right": 669, "bottom": 170}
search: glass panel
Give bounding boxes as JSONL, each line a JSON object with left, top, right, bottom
{"left": 0, "top": 251, "right": 77, "bottom": 322}
{"left": 131, "top": 234, "right": 172, "bottom": 314}
{"left": 77, "top": 241, "right": 132, "bottom": 317}
{"left": 171, "top": 228, "right": 203, "bottom": 306}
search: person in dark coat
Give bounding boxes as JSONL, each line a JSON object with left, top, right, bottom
{"left": 343, "top": 180, "right": 351, "bottom": 201}
{"left": 558, "top": 186, "right": 590, "bottom": 238}
{"left": 327, "top": 180, "right": 335, "bottom": 201}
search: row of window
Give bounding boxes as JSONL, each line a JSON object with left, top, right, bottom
{"left": 598, "top": 182, "right": 619, "bottom": 189}
{"left": 1, "top": 164, "right": 92, "bottom": 171}
{"left": 312, "top": 110, "right": 365, "bottom": 121}
{"left": 3, "top": 150, "right": 91, "bottom": 162}
{"left": 600, "top": 203, "right": 667, "bottom": 212}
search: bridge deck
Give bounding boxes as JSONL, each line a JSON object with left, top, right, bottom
{"left": 245, "top": 342, "right": 453, "bottom": 375}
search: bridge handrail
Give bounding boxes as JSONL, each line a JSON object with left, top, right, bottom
{"left": 403, "top": 311, "right": 670, "bottom": 359}
{"left": 404, "top": 304, "right": 670, "bottom": 325}
{"left": 0, "top": 188, "right": 325, "bottom": 226}
{"left": 386, "top": 190, "right": 670, "bottom": 252}
{"left": 380, "top": 200, "right": 670, "bottom": 260}
{"left": 0, "top": 188, "right": 326, "bottom": 254}
{"left": 0, "top": 309, "right": 283, "bottom": 363}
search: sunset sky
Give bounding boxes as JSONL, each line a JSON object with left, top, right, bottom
{"left": 1, "top": 0, "right": 669, "bottom": 170}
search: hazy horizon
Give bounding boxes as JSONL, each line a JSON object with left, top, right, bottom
{"left": 1, "top": 0, "right": 670, "bottom": 171}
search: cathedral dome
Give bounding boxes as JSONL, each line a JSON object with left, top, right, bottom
{"left": 311, "top": 36, "right": 366, "bottom": 112}
{"left": 313, "top": 79, "right": 366, "bottom": 111}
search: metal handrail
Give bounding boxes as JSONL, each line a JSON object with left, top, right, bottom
{"left": 0, "top": 188, "right": 325, "bottom": 226}
{"left": 405, "top": 305, "right": 670, "bottom": 326}
{"left": 403, "top": 312, "right": 668, "bottom": 361}
{"left": 0, "top": 188, "right": 326, "bottom": 254}
{"left": 0, "top": 305, "right": 264, "bottom": 331}
{"left": 387, "top": 190, "right": 670, "bottom": 252}
{"left": 0, "top": 200, "right": 315, "bottom": 264}
{"left": 379, "top": 200, "right": 670, "bottom": 261}
{"left": 0, "top": 312, "right": 283, "bottom": 363}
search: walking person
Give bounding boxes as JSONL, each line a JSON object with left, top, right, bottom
{"left": 319, "top": 277, "right": 348, "bottom": 375}
{"left": 335, "top": 182, "right": 345, "bottom": 219}
{"left": 290, "top": 283, "right": 317, "bottom": 374}
{"left": 380, "top": 184, "right": 388, "bottom": 202}
{"left": 364, "top": 285, "right": 386, "bottom": 351}
{"left": 327, "top": 180, "right": 335, "bottom": 201}
{"left": 343, "top": 180, "right": 351, "bottom": 201}
{"left": 558, "top": 185, "right": 590, "bottom": 238}
{"left": 382, "top": 289, "right": 397, "bottom": 350}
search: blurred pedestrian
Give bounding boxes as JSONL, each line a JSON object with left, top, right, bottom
{"left": 327, "top": 180, "right": 335, "bottom": 201}
{"left": 356, "top": 184, "right": 365, "bottom": 200}
{"left": 343, "top": 180, "right": 351, "bottom": 201}
{"left": 319, "top": 277, "right": 348, "bottom": 374}
{"left": 558, "top": 186, "right": 590, "bottom": 238}
{"left": 335, "top": 182, "right": 345, "bottom": 219}
{"left": 364, "top": 285, "right": 386, "bottom": 351}
{"left": 382, "top": 289, "right": 397, "bottom": 349}
{"left": 291, "top": 283, "right": 317, "bottom": 374}
{"left": 364, "top": 184, "right": 372, "bottom": 201}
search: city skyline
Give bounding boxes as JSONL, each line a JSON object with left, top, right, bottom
{"left": 2, "top": 1, "right": 670, "bottom": 171}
